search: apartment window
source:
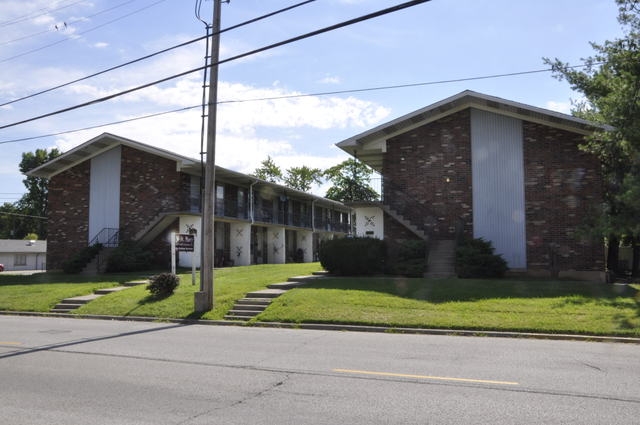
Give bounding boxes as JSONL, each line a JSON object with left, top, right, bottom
{"left": 14, "top": 254, "right": 27, "bottom": 266}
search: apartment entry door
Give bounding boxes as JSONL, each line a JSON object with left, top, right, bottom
{"left": 251, "top": 226, "right": 268, "bottom": 264}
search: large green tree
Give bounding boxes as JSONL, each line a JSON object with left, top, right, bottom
{"left": 253, "top": 157, "right": 323, "bottom": 192}
{"left": 252, "top": 156, "right": 283, "bottom": 183}
{"left": 545, "top": 0, "right": 640, "bottom": 275}
{"left": 15, "top": 148, "right": 61, "bottom": 239}
{"left": 323, "top": 158, "right": 379, "bottom": 202}
{"left": 283, "top": 165, "right": 323, "bottom": 192}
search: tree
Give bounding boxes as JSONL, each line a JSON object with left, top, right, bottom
{"left": 16, "top": 148, "right": 61, "bottom": 239}
{"left": 545, "top": 0, "right": 640, "bottom": 276}
{"left": 323, "top": 158, "right": 379, "bottom": 202}
{"left": 252, "top": 156, "right": 283, "bottom": 183}
{"left": 0, "top": 203, "right": 22, "bottom": 239}
{"left": 283, "top": 165, "right": 323, "bottom": 192}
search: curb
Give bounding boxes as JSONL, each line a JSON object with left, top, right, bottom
{"left": 2, "top": 310, "right": 639, "bottom": 344}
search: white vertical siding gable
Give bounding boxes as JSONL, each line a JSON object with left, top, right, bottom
{"left": 89, "top": 146, "right": 121, "bottom": 244}
{"left": 471, "top": 109, "right": 527, "bottom": 269}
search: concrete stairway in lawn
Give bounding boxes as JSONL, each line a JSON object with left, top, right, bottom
{"left": 224, "top": 274, "right": 324, "bottom": 321}
{"left": 81, "top": 247, "right": 115, "bottom": 275}
{"left": 425, "top": 239, "right": 456, "bottom": 278}
{"left": 50, "top": 280, "right": 148, "bottom": 313}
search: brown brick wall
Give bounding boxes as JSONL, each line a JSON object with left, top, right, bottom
{"left": 381, "top": 108, "right": 604, "bottom": 273}
{"left": 46, "top": 145, "right": 191, "bottom": 269}
{"left": 47, "top": 161, "right": 90, "bottom": 269}
{"left": 119, "top": 146, "right": 190, "bottom": 240}
{"left": 383, "top": 109, "right": 473, "bottom": 242}
{"left": 523, "top": 122, "right": 604, "bottom": 271}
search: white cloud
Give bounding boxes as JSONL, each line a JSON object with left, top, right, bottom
{"left": 217, "top": 82, "right": 390, "bottom": 134}
{"left": 546, "top": 100, "right": 572, "bottom": 114}
{"left": 318, "top": 75, "right": 341, "bottom": 84}
{"left": 93, "top": 42, "right": 108, "bottom": 49}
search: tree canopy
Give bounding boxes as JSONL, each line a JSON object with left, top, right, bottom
{"left": 545, "top": 0, "right": 640, "bottom": 275}
{"left": 252, "top": 156, "right": 283, "bottom": 183}
{"left": 251, "top": 156, "right": 378, "bottom": 201}
{"left": 0, "top": 148, "right": 61, "bottom": 239}
{"left": 323, "top": 158, "right": 379, "bottom": 202}
{"left": 283, "top": 165, "right": 323, "bottom": 192}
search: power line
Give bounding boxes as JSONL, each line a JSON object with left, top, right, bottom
{"left": 1, "top": 0, "right": 317, "bottom": 108}
{"left": 0, "top": 0, "right": 141, "bottom": 48}
{"left": 0, "top": 0, "right": 432, "bottom": 131}
{"left": 0, "top": 62, "right": 598, "bottom": 146}
{"left": 0, "top": 212, "right": 48, "bottom": 220}
{"left": 0, "top": 0, "right": 166, "bottom": 64}
{"left": 0, "top": 0, "right": 85, "bottom": 28}
{"left": 0, "top": 105, "right": 202, "bottom": 144}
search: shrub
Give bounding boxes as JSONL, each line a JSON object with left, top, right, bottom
{"left": 456, "top": 238, "right": 508, "bottom": 278}
{"left": 62, "top": 243, "right": 103, "bottom": 274}
{"left": 388, "top": 239, "right": 427, "bottom": 277}
{"left": 147, "top": 272, "right": 180, "bottom": 297}
{"left": 105, "top": 241, "right": 153, "bottom": 273}
{"left": 319, "top": 237, "right": 386, "bottom": 276}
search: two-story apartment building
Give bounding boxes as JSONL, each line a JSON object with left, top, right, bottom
{"left": 339, "top": 91, "right": 606, "bottom": 281}
{"left": 28, "top": 133, "right": 350, "bottom": 271}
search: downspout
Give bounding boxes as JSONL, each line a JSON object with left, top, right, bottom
{"left": 311, "top": 199, "right": 316, "bottom": 232}
{"left": 249, "top": 180, "right": 257, "bottom": 224}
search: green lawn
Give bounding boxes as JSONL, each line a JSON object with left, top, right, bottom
{"left": 257, "top": 277, "right": 640, "bottom": 337}
{"left": 72, "top": 263, "right": 323, "bottom": 320}
{"left": 0, "top": 272, "right": 145, "bottom": 312}
{"left": 1, "top": 265, "right": 639, "bottom": 337}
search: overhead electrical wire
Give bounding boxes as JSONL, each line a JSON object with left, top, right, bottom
{"left": 0, "top": 0, "right": 141, "bottom": 47}
{"left": 0, "top": 211, "right": 48, "bottom": 220}
{"left": 1, "top": 0, "right": 318, "bottom": 108}
{"left": 0, "top": 0, "right": 432, "bottom": 131}
{"left": 0, "top": 0, "right": 168, "bottom": 64}
{"left": 0, "top": 0, "right": 86, "bottom": 28}
{"left": 0, "top": 63, "right": 598, "bottom": 146}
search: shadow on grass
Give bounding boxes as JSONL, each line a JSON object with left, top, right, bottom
{"left": 121, "top": 292, "right": 174, "bottom": 317}
{"left": 0, "top": 270, "right": 160, "bottom": 287}
{"left": 298, "top": 276, "right": 640, "bottom": 304}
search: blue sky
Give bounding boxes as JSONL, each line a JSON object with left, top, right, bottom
{"left": 0, "top": 0, "right": 624, "bottom": 202}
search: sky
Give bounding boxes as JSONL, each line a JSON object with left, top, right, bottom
{"left": 0, "top": 0, "right": 626, "bottom": 203}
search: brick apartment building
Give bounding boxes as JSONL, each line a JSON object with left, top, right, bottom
{"left": 28, "top": 133, "right": 350, "bottom": 271}
{"left": 340, "top": 91, "right": 605, "bottom": 281}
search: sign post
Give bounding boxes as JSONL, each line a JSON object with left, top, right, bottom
{"left": 175, "top": 233, "right": 196, "bottom": 284}
{"left": 171, "top": 232, "right": 176, "bottom": 274}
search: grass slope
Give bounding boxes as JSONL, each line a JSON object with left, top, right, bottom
{"left": 74, "top": 263, "right": 322, "bottom": 320}
{"left": 0, "top": 272, "right": 140, "bottom": 312}
{"left": 2, "top": 266, "right": 639, "bottom": 337}
{"left": 258, "top": 277, "right": 640, "bottom": 336}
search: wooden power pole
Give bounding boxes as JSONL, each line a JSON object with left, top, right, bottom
{"left": 194, "top": 0, "right": 222, "bottom": 312}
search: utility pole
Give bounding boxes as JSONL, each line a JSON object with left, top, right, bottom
{"left": 194, "top": 0, "right": 222, "bottom": 312}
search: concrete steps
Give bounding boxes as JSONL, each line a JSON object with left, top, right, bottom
{"left": 224, "top": 275, "right": 321, "bottom": 321}
{"left": 50, "top": 281, "right": 146, "bottom": 313}
{"left": 425, "top": 239, "right": 456, "bottom": 278}
{"left": 81, "top": 247, "right": 115, "bottom": 275}
{"left": 380, "top": 205, "right": 426, "bottom": 239}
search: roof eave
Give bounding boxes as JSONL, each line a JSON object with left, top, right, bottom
{"left": 336, "top": 90, "right": 606, "bottom": 170}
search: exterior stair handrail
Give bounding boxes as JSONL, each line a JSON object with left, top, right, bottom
{"left": 89, "top": 227, "right": 120, "bottom": 248}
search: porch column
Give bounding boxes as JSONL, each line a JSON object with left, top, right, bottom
{"left": 230, "top": 222, "right": 251, "bottom": 266}
{"left": 298, "top": 230, "right": 313, "bottom": 263}
{"left": 267, "top": 226, "right": 286, "bottom": 264}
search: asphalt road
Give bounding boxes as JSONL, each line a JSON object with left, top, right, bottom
{"left": 1, "top": 315, "right": 639, "bottom": 424}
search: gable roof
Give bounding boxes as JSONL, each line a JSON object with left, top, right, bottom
{"left": 25, "top": 132, "right": 348, "bottom": 209}
{"left": 27, "top": 132, "right": 199, "bottom": 179}
{"left": 0, "top": 239, "right": 47, "bottom": 254}
{"left": 336, "top": 90, "right": 604, "bottom": 171}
